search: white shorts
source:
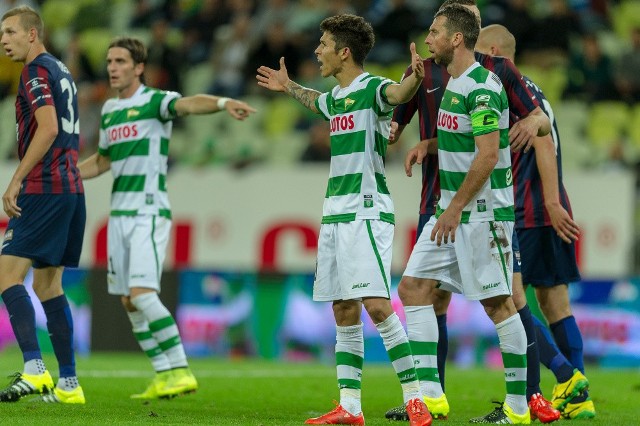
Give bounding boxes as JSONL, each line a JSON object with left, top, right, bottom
{"left": 403, "top": 217, "right": 514, "bottom": 300}
{"left": 107, "top": 215, "right": 171, "bottom": 296}
{"left": 313, "top": 220, "right": 393, "bottom": 302}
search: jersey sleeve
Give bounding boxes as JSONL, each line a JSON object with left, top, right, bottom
{"left": 377, "top": 78, "right": 395, "bottom": 115}
{"left": 22, "top": 63, "right": 55, "bottom": 112}
{"left": 315, "top": 92, "right": 331, "bottom": 121}
{"left": 494, "top": 56, "right": 539, "bottom": 118}
{"left": 392, "top": 65, "right": 417, "bottom": 125}
{"left": 467, "top": 76, "right": 502, "bottom": 137}
{"left": 159, "top": 90, "right": 182, "bottom": 121}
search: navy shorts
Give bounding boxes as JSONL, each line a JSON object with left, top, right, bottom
{"left": 517, "top": 226, "right": 581, "bottom": 287}
{"left": 419, "top": 213, "right": 521, "bottom": 273}
{"left": 1, "top": 194, "right": 86, "bottom": 268}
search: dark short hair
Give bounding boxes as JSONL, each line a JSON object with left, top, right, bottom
{"left": 2, "top": 6, "right": 44, "bottom": 40}
{"left": 440, "top": 0, "right": 477, "bottom": 8}
{"left": 109, "top": 37, "right": 147, "bottom": 65}
{"left": 319, "top": 14, "right": 374, "bottom": 68}
{"left": 435, "top": 4, "right": 480, "bottom": 50}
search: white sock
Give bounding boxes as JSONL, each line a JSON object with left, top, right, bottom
{"left": 496, "top": 314, "right": 528, "bottom": 415}
{"left": 24, "top": 358, "right": 46, "bottom": 375}
{"left": 131, "top": 292, "right": 188, "bottom": 369}
{"left": 405, "top": 305, "right": 443, "bottom": 398}
{"left": 127, "top": 310, "right": 171, "bottom": 372}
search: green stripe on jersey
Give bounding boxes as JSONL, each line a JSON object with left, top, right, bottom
{"left": 326, "top": 173, "right": 361, "bottom": 197}
{"left": 109, "top": 139, "right": 150, "bottom": 161}
{"left": 438, "top": 131, "right": 476, "bottom": 153}
{"left": 331, "top": 131, "right": 365, "bottom": 155}
{"left": 112, "top": 175, "right": 145, "bottom": 192}
{"left": 490, "top": 167, "right": 513, "bottom": 190}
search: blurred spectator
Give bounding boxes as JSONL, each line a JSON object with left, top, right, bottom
{"left": 369, "top": 0, "right": 419, "bottom": 64}
{"left": 286, "top": 0, "right": 327, "bottom": 52}
{"left": 498, "top": 0, "right": 536, "bottom": 60}
{"left": 129, "top": 0, "right": 159, "bottom": 28}
{"left": 300, "top": 122, "right": 331, "bottom": 163}
{"left": 528, "top": 0, "right": 583, "bottom": 66}
{"left": 146, "top": 18, "right": 183, "bottom": 92}
{"left": 245, "top": 20, "right": 302, "bottom": 95}
{"left": 614, "top": 26, "right": 640, "bottom": 104}
{"left": 63, "top": 33, "right": 102, "bottom": 85}
{"left": 563, "top": 33, "right": 617, "bottom": 102}
{"left": 251, "top": 0, "right": 293, "bottom": 44}
{"left": 181, "top": 0, "right": 230, "bottom": 64}
{"left": 0, "top": 0, "right": 38, "bottom": 16}
{"left": 207, "top": 14, "right": 252, "bottom": 98}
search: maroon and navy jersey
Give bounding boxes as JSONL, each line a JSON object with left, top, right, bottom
{"left": 393, "top": 58, "right": 450, "bottom": 215}
{"left": 512, "top": 76, "right": 572, "bottom": 229}
{"left": 15, "top": 52, "right": 83, "bottom": 194}
{"left": 475, "top": 52, "right": 539, "bottom": 126}
{"left": 393, "top": 54, "right": 539, "bottom": 216}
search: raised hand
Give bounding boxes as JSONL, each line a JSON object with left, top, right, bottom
{"left": 256, "top": 57, "right": 290, "bottom": 92}
{"left": 410, "top": 42, "right": 424, "bottom": 80}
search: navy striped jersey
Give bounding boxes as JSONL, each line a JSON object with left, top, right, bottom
{"left": 393, "top": 53, "right": 539, "bottom": 216}
{"left": 513, "top": 76, "right": 573, "bottom": 228}
{"left": 393, "top": 58, "right": 450, "bottom": 215}
{"left": 15, "top": 53, "right": 83, "bottom": 194}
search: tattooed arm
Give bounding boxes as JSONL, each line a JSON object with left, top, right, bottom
{"left": 257, "top": 57, "right": 320, "bottom": 114}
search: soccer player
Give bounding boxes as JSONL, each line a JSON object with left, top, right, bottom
{"left": 257, "top": 14, "right": 432, "bottom": 426}
{"left": 0, "top": 6, "right": 85, "bottom": 404}
{"left": 386, "top": 0, "right": 559, "bottom": 423}
{"left": 78, "top": 37, "right": 256, "bottom": 400}
{"left": 475, "top": 24, "right": 595, "bottom": 420}
{"left": 399, "top": 4, "right": 530, "bottom": 423}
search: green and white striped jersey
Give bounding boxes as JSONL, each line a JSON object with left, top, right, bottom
{"left": 436, "top": 62, "right": 513, "bottom": 223}
{"left": 98, "top": 85, "right": 180, "bottom": 218}
{"left": 315, "top": 73, "right": 395, "bottom": 224}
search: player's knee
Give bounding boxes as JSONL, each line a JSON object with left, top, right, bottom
{"left": 121, "top": 295, "right": 136, "bottom": 311}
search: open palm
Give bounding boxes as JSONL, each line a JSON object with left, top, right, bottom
{"left": 257, "top": 57, "right": 290, "bottom": 92}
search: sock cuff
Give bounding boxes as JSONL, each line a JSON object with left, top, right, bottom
{"left": 375, "top": 312, "right": 400, "bottom": 333}
{"left": 42, "top": 294, "right": 69, "bottom": 314}
{"left": 549, "top": 315, "right": 575, "bottom": 330}
{"left": 404, "top": 305, "right": 436, "bottom": 327}
{"left": 517, "top": 305, "right": 532, "bottom": 316}
{"left": 496, "top": 313, "right": 520, "bottom": 331}
{"left": 1, "top": 284, "right": 29, "bottom": 305}
{"left": 131, "top": 292, "right": 161, "bottom": 311}
{"left": 336, "top": 323, "right": 363, "bottom": 338}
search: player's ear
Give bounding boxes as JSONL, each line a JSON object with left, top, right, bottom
{"left": 135, "top": 62, "right": 144, "bottom": 78}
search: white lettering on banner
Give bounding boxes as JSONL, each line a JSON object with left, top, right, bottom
{"left": 0, "top": 166, "right": 633, "bottom": 276}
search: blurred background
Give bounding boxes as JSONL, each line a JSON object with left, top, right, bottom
{"left": 1, "top": 0, "right": 639, "bottom": 369}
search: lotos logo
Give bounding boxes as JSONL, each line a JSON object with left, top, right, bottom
{"left": 437, "top": 111, "right": 458, "bottom": 130}
{"left": 330, "top": 114, "right": 355, "bottom": 132}
{"left": 108, "top": 124, "right": 139, "bottom": 142}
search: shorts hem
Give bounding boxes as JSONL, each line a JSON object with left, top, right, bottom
{"left": 465, "top": 290, "right": 512, "bottom": 301}
{"left": 313, "top": 291, "right": 389, "bottom": 302}
{"left": 527, "top": 279, "right": 579, "bottom": 288}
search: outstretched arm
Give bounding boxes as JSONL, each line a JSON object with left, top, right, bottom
{"left": 256, "top": 57, "right": 321, "bottom": 113}
{"left": 384, "top": 42, "right": 424, "bottom": 105}
{"left": 174, "top": 95, "right": 256, "bottom": 120}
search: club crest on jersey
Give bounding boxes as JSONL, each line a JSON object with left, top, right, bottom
{"left": 146, "top": 194, "right": 154, "bottom": 205}
{"left": 363, "top": 194, "right": 373, "bottom": 208}
{"left": 477, "top": 199, "right": 487, "bottom": 212}
{"left": 450, "top": 97, "right": 459, "bottom": 106}
{"left": 475, "top": 94, "right": 491, "bottom": 104}
{"left": 344, "top": 98, "right": 355, "bottom": 108}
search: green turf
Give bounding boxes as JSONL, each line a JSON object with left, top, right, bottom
{"left": 0, "top": 347, "right": 635, "bottom": 425}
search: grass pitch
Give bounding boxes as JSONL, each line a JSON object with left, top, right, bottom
{"left": 0, "top": 347, "right": 636, "bottom": 425}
